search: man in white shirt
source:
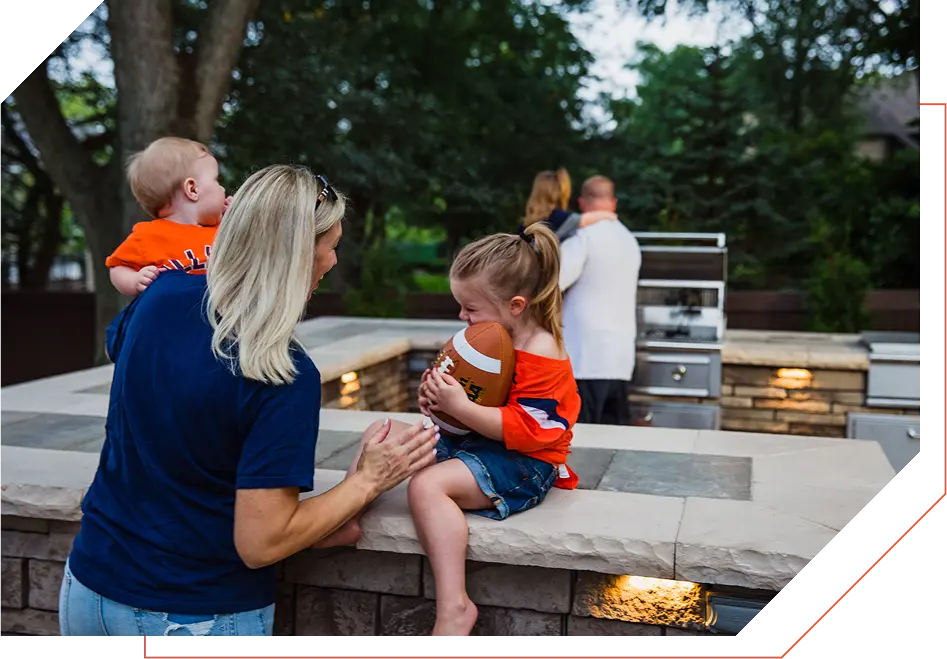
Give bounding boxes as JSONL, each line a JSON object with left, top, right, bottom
{"left": 559, "top": 175, "right": 642, "bottom": 424}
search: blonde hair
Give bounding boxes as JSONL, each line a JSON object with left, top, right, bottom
{"left": 523, "top": 168, "right": 571, "bottom": 227}
{"left": 206, "top": 165, "right": 345, "bottom": 385}
{"left": 450, "top": 223, "right": 564, "bottom": 347}
{"left": 126, "top": 137, "right": 210, "bottom": 217}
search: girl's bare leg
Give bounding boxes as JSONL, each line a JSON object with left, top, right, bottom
{"left": 407, "top": 459, "right": 492, "bottom": 635}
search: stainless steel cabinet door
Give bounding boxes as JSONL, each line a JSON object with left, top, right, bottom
{"left": 846, "top": 413, "right": 920, "bottom": 473}
{"left": 633, "top": 352, "right": 722, "bottom": 398}
{"left": 865, "top": 361, "right": 920, "bottom": 406}
{"left": 632, "top": 401, "right": 721, "bottom": 430}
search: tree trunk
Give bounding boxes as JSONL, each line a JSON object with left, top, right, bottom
{"left": 29, "top": 191, "right": 65, "bottom": 290}
{"left": 15, "top": 0, "right": 261, "bottom": 360}
{"left": 108, "top": 0, "right": 181, "bottom": 235}
{"left": 19, "top": 185, "right": 65, "bottom": 291}
{"left": 334, "top": 192, "right": 372, "bottom": 295}
{"left": 14, "top": 62, "right": 126, "bottom": 360}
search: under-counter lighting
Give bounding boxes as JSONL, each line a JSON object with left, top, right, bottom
{"left": 340, "top": 371, "right": 358, "bottom": 384}
{"left": 772, "top": 367, "right": 812, "bottom": 390}
{"left": 585, "top": 575, "right": 705, "bottom": 628}
{"left": 776, "top": 368, "right": 811, "bottom": 380}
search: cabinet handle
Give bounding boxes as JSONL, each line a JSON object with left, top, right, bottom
{"left": 907, "top": 428, "right": 920, "bottom": 440}
{"left": 671, "top": 365, "right": 687, "bottom": 382}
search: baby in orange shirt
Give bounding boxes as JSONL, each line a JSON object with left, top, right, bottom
{"left": 106, "top": 137, "right": 230, "bottom": 297}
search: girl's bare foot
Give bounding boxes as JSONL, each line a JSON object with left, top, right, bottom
{"left": 311, "top": 518, "right": 361, "bottom": 548}
{"left": 432, "top": 596, "right": 478, "bottom": 636}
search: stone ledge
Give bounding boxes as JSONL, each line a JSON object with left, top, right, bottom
{"left": 313, "top": 471, "right": 682, "bottom": 580}
{"left": 2, "top": 424, "right": 892, "bottom": 592}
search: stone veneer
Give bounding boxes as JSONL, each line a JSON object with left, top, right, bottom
{"left": 320, "top": 350, "right": 436, "bottom": 415}
{"left": 718, "top": 365, "right": 917, "bottom": 437}
{"left": 320, "top": 350, "right": 919, "bottom": 440}
{"left": 1, "top": 514, "right": 738, "bottom": 637}
{"left": 289, "top": 319, "right": 922, "bottom": 440}
{"left": 321, "top": 354, "right": 411, "bottom": 413}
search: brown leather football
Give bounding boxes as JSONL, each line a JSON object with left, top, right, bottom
{"left": 428, "top": 322, "right": 516, "bottom": 436}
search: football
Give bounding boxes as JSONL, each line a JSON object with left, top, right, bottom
{"left": 427, "top": 322, "right": 516, "bottom": 436}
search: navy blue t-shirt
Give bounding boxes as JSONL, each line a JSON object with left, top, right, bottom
{"left": 70, "top": 271, "right": 321, "bottom": 614}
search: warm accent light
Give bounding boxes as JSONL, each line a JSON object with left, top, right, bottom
{"left": 578, "top": 574, "right": 705, "bottom": 628}
{"left": 771, "top": 367, "right": 812, "bottom": 390}
{"left": 341, "top": 381, "right": 361, "bottom": 396}
{"left": 339, "top": 395, "right": 357, "bottom": 408}
{"left": 776, "top": 368, "right": 811, "bottom": 380}
{"left": 340, "top": 371, "right": 358, "bottom": 384}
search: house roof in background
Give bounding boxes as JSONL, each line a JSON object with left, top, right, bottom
{"left": 857, "top": 72, "right": 919, "bottom": 148}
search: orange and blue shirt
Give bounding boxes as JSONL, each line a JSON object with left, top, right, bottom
{"left": 500, "top": 350, "right": 581, "bottom": 489}
{"left": 105, "top": 219, "right": 217, "bottom": 273}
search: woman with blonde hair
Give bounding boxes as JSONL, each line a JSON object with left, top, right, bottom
{"left": 521, "top": 167, "right": 616, "bottom": 239}
{"left": 59, "top": 165, "right": 437, "bottom": 636}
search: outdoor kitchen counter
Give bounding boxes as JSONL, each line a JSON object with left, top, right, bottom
{"left": 721, "top": 329, "right": 869, "bottom": 371}
{"left": 293, "top": 317, "right": 873, "bottom": 378}
{"left": 3, "top": 363, "right": 894, "bottom": 593}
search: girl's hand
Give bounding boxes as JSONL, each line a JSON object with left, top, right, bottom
{"left": 418, "top": 369, "right": 433, "bottom": 415}
{"left": 425, "top": 368, "right": 469, "bottom": 417}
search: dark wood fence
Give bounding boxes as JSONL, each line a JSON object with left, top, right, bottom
{"left": 1, "top": 289, "right": 920, "bottom": 387}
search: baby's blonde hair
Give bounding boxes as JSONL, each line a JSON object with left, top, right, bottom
{"left": 206, "top": 165, "right": 345, "bottom": 385}
{"left": 126, "top": 137, "right": 210, "bottom": 217}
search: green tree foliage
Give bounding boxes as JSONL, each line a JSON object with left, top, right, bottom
{"left": 218, "top": 0, "right": 593, "bottom": 297}
{"left": 6, "top": 0, "right": 919, "bottom": 334}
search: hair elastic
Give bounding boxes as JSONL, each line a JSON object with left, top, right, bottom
{"left": 517, "top": 225, "right": 535, "bottom": 246}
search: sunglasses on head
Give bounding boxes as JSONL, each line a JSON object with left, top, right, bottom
{"left": 314, "top": 174, "right": 338, "bottom": 208}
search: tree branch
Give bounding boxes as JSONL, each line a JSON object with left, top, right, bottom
{"left": 192, "top": 0, "right": 262, "bottom": 143}
{"left": 11, "top": 62, "right": 97, "bottom": 211}
{"left": 81, "top": 130, "right": 117, "bottom": 155}
{"left": 1, "top": 102, "right": 45, "bottom": 178}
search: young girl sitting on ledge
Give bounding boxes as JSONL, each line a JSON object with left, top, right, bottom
{"left": 410, "top": 222, "right": 581, "bottom": 635}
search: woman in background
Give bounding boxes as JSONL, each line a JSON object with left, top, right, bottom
{"left": 521, "top": 168, "right": 616, "bottom": 240}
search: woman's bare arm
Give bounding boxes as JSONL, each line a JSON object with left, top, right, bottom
{"left": 234, "top": 476, "right": 376, "bottom": 568}
{"left": 233, "top": 420, "right": 436, "bottom": 568}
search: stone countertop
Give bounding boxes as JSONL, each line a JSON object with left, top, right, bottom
{"left": 2, "top": 358, "right": 894, "bottom": 591}
{"left": 296, "top": 317, "right": 872, "bottom": 377}
{"left": 721, "top": 329, "right": 869, "bottom": 371}
{"left": 1, "top": 318, "right": 889, "bottom": 590}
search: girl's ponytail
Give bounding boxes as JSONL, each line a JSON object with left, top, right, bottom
{"left": 522, "top": 222, "right": 563, "bottom": 348}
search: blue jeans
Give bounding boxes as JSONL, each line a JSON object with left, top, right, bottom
{"left": 436, "top": 434, "right": 558, "bottom": 520}
{"left": 59, "top": 560, "right": 274, "bottom": 636}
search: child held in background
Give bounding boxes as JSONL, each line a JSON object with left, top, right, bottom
{"left": 412, "top": 222, "right": 581, "bottom": 635}
{"left": 521, "top": 167, "right": 616, "bottom": 240}
{"left": 106, "top": 137, "right": 231, "bottom": 297}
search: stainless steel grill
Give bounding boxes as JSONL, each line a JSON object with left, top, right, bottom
{"left": 629, "top": 233, "right": 727, "bottom": 429}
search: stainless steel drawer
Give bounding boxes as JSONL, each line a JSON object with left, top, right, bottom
{"left": 846, "top": 412, "right": 920, "bottom": 473}
{"left": 632, "top": 401, "right": 721, "bottom": 430}
{"left": 866, "top": 361, "right": 920, "bottom": 408}
{"left": 632, "top": 351, "right": 722, "bottom": 398}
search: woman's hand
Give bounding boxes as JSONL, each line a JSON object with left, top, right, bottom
{"left": 422, "top": 369, "right": 469, "bottom": 418}
{"left": 578, "top": 210, "right": 618, "bottom": 228}
{"left": 355, "top": 419, "right": 438, "bottom": 497}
